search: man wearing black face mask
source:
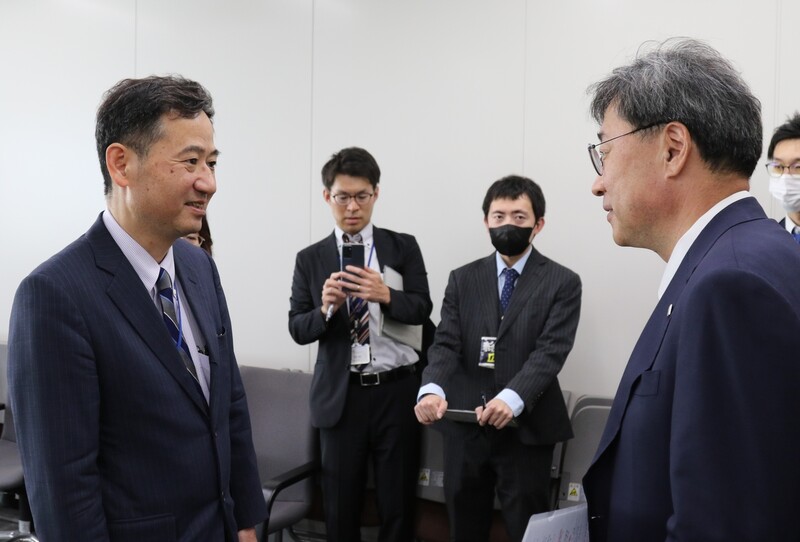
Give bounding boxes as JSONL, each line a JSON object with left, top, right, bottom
{"left": 415, "top": 175, "right": 581, "bottom": 542}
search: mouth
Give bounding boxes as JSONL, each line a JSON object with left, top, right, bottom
{"left": 186, "top": 201, "right": 207, "bottom": 214}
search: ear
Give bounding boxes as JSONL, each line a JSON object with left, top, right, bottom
{"left": 106, "top": 143, "right": 133, "bottom": 189}
{"left": 323, "top": 188, "right": 331, "bottom": 203}
{"left": 662, "top": 122, "right": 691, "bottom": 177}
{"left": 532, "top": 217, "right": 545, "bottom": 236}
{"left": 372, "top": 185, "right": 380, "bottom": 203}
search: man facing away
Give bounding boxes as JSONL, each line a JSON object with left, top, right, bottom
{"left": 765, "top": 112, "right": 800, "bottom": 243}
{"left": 415, "top": 175, "right": 581, "bottom": 542}
{"left": 288, "top": 147, "right": 433, "bottom": 541}
{"left": 8, "top": 75, "right": 267, "bottom": 541}
{"left": 583, "top": 38, "right": 800, "bottom": 541}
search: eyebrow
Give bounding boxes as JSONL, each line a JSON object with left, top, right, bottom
{"left": 179, "top": 145, "right": 221, "bottom": 158}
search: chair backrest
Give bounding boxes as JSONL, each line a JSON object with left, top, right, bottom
{"left": 239, "top": 366, "right": 317, "bottom": 503}
{"left": 558, "top": 395, "right": 612, "bottom": 508}
{"left": 0, "top": 341, "right": 12, "bottom": 442}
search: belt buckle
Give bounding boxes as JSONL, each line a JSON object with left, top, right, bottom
{"left": 359, "top": 372, "right": 380, "bottom": 386}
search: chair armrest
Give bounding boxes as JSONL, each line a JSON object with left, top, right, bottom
{"left": 261, "top": 459, "right": 319, "bottom": 514}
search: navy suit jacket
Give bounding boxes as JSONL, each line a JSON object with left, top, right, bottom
{"left": 421, "top": 248, "right": 581, "bottom": 445}
{"left": 8, "top": 215, "right": 267, "bottom": 541}
{"left": 583, "top": 198, "right": 800, "bottom": 541}
{"left": 288, "top": 227, "right": 433, "bottom": 429}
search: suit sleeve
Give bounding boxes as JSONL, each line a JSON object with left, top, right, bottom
{"left": 380, "top": 235, "right": 433, "bottom": 325}
{"left": 666, "top": 269, "right": 800, "bottom": 541}
{"left": 214, "top": 258, "right": 269, "bottom": 530}
{"left": 8, "top": 272, "right": 111, "bottom": 540}
{"left": 288, "top": 251, "right": 329, "bottom": 345}
{"left": 507, "top": 269, "right": 581, "bottom": 410}
{"left": 421, "top": 270, "right": 463, "bottom": 388}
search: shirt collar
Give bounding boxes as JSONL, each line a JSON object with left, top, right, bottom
{"left": 102, "top": 210, "right": 175, "bottom": 296}
{"left": 783, "top": 214, "right": 800, "bottom": 234}
{"left": 658, "top": 191, "right": 752, "bottom": 299}
{"left": 495, "top": 244, "right": 532, "bottom": 278}
{"left": 334, "top": 222, "right": 374, "bottom": 247}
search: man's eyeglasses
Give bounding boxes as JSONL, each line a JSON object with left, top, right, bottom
{"left": 588, "top": 121, "right": 670, "bottom": 176}
{"left": 330, "top": 192, "right": 375, "bottom": 206}
{"left": 184, "top": 233, "right": 206, "bottom": 246}
{"left": 765, "top": 162, "right": 800, "bottom": 177}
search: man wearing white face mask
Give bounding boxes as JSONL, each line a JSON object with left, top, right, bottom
{"left": 766, "top": 112, "right": 800, "bottom": 243}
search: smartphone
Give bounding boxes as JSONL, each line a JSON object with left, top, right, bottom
{"left": 341, "top": 243, "right": 365, "bottom": 292}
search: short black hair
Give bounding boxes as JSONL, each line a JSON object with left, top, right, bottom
{"left": 768, "top": 112, "right": 800, "bottom": 159}
{"left": 321, "top": 147, "right": 380, "bottom": 190}
{"left": 96, "top": 75, "right": 215, "bottom": 195}
{"left": 482, "top": 175, "right": 545, "bottom": 221}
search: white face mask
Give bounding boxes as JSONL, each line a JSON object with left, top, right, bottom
{"left": 768, "top": 174, "right": 800, "bottom": 212}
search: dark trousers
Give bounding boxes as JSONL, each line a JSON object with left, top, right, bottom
{"left": 319, "top": 372, "right": 420, "bottom": 542}
{"left": 443, "top": 426, "right": 554, "bottom": 542}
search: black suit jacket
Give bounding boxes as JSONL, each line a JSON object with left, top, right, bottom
{"left": 288, "top": 227, "right": 433, "bottom": 428}
{"left": 8, "top": 215, "right": 266, "bottom": 541}
{"left": 421, "top": 248, "right": 581, "bottom": 445}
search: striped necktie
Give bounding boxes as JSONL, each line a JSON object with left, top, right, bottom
{"left": 157, "top": 268, "right": 199, "bottom": 381}
{"left": 344, "top": 234, "right": 370, "bottom": 369}
{"left": 793, "top": 227, "right": 800, "bottom": 244}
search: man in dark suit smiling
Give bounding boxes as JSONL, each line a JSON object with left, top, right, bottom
{"left": 8, "top": 75, "right": 266, "bottom": 541}
{"left": 415, "top": 175, "right": 581, "bottom": 542}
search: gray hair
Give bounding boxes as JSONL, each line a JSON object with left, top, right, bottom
{"left": 588, "top": 38, "right": 762, "bottom": 178}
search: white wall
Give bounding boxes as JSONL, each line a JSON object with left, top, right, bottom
{"left": 1, "top": 0, "right": 797, "bottom": 400}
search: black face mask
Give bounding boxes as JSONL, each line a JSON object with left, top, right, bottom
{"left": 489, "top": 224, "right": 533, "bottom": 256}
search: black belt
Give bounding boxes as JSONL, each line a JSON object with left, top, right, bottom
{"left": 349, "top": 363, "right": 417, "bottom": 386}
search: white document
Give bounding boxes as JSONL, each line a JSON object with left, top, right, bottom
{"left": 380, "top": 265, "right": 423, "bottom": 351}
{"left": 522, "top": 503, "right": 589, "bottom": 542}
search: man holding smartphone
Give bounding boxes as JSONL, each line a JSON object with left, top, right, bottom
{"left": 289, "top": 147, "right": 433, "bottom": 542}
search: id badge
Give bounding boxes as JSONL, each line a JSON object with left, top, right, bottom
{"left": 351, "top": 343, "right": 371, "bottom": 366}
{"left": 478, "top": 336, "right": 496, "bottom": 369}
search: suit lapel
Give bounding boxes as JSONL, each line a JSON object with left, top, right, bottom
{"left": 477, "top": 255, "right": 501, "bottom": 337}
{"left": 88, "top": 218, "right": 208, "bottom": 415}
{"left": 175, "top": 249, "right": 217, "bottom": 412}
{"left": 592, "top": 197, "right": 766, "bottom": 461}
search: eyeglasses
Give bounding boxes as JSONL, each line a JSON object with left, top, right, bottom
{"left": 588, "top": 121, "right": 670, "bottom": 176}
{"left": 184, "top": 233, "right": 206, "bottom": 246}
{"left": 330, "top": 192, "right": 375, "bottom": 206}
{"left": 765, "top": 162, "right": 800, "bottom": 177}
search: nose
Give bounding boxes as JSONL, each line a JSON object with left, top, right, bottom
{"left": 195, "top": 163, "right": 217, "bottom": 198}
{"left": 591, "top": 175, "right": 605, "bottom": 197}
{"left": 346, "top": 197, "right": 361, "bottom": 211}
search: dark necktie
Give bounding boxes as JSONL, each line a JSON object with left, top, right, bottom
{"left": 156, "top": 268, "right": 199, "bottom": 380}
{"left": 500, "top": 268, "right": 519, "bottom": 314}
{"left": 344, "top": 234, "right": 370, "bottom": 369}
{"left": 793, "top": 228, "right": 800, "bottom": 244}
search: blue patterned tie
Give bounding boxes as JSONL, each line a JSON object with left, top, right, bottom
{"left": 500, "top": 268, "right": 519, "bottom": 314}
{"left": 793, "top": 228, "right": 800, "bottom": 244}
{"left": 157, "top": 268, "right": 199, "bottom": 380}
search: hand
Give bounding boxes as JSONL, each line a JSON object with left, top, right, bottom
{"left": 415, "top": 394, "right": 448, "bottom": 425}
{"left": 320, "top": 271, "right": 348, "bottom": 317}
{"left": 341, "top": 265, "right": 391, "bottom": 305}
{"left": 238, "top": 527, "right": 257, "bottom": 542}
{"left": 475, "top": 398, "right": 514, "bottom": 429}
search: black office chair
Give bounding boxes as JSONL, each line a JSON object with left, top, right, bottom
{"left": 0, "top": 343, "right": 36, "bottom": 542}
{"left": 239, "top": 366, "right": 318, "bottom": 542}
{"left": 0, "top": 405, "right": 37, "bottom": 541}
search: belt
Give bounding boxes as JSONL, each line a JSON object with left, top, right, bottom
{"left": 349, "top": 363, "right": 417, "bottom": 387}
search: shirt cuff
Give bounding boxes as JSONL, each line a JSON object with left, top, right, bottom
{"left": 417, "top": 383, "right": 445, "bottom": 403}
{"left": 496, "top": 388, "right": 524, "bottom": 417}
